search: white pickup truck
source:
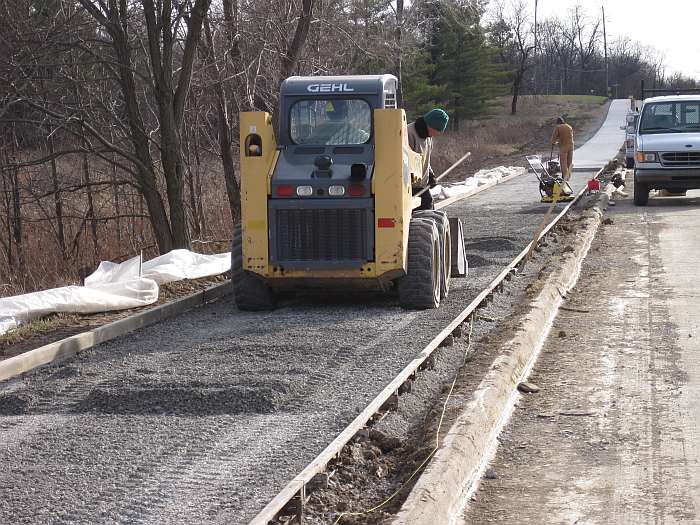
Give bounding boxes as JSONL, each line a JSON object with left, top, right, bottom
{"left": 634, "top": 95, "right": 700, "bottom": 205}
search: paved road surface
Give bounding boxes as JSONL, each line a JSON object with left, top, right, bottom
{"left": 460, "top": 183, "right": 700, "bottom": 524}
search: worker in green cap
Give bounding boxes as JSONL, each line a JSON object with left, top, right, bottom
{"left": 408, "top": 108, "right": 449, "bottom": 210}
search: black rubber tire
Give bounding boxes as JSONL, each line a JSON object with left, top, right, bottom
{"left": 413, "top": 210, "right": 451, "bottom": 299}
{"left": 633, "top": 178, "right": 649, "bottom": 206}
{"left": 398, "top": 218, "right": 441, "bottom": 310}
{"left": 231, "top": 225, "right": 276, "bottom": 311}
{"left": 625, "top": 157, "right": 635, "bottom": 169}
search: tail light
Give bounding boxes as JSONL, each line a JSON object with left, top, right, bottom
{"left": 276, "top": 185, "right": 294, "bottom": 197}
{"left": 348, "top": 184, "right": 365, "bottom": 197}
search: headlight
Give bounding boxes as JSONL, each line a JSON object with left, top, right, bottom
{"left": 635, "top": 152, "right": 658, "bottom": 163}
{"left": 296, "top": 185, "right": 313, "bottom": 197}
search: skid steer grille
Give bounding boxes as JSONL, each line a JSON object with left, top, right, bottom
{"left": 660, "top": 152, "right": 700, "bottom": 166}
{"left": 271, "top": 204, "right": 373, "bottom": 267}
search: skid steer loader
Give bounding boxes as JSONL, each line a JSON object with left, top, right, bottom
{"left": 233, "top": 74, "right": 467, "bottom": 311}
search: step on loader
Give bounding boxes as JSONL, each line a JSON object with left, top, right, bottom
{"left": 233, "top": 74, "right": 467, "bottom": 311}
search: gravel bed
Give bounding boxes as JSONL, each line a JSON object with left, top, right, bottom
{"left": 300, "top": 236, "right": 567, "bottom": 525}
{"left": 0, "top": 170, "right": 596, "bottom": 525}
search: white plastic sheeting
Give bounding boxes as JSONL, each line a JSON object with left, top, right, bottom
{"left": 0, "top": 249, "right": 231, "bottom": 337}
{"left": 85, "top": 249, "right": 231, "bottom": 286}
{"left": 431, "top": 166, "right": 526, "bottom": 201}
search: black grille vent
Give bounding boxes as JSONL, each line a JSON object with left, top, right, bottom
{"left": 274, "top": 208, "right": 369, "bottom": 263}
{"left": 661, "top": 151, "right": 700, "bottom": 166}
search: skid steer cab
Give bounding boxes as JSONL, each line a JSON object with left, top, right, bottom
{"left": 233, "top": 74, "right": 467, "bottom": 311}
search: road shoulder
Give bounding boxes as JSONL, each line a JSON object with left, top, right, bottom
{"left": 461, "top": 179, "right": 700, "bottom": 524}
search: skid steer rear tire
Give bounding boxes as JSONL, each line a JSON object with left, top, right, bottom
{"left": 413, "top": 210, "right": 451, "bottom": 299}
{"left": 232, "top": 225, "right": 276, "bottom": 311}
{"left": 398, "top": 218, "right": 441, "bottom": 310}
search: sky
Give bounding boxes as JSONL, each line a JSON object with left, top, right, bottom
{"left": 506, "top": 0, "right": 700, "bottom": 80}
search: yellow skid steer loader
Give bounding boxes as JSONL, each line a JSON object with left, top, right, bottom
{"left": 234, "top": 75, "right": 467, "bottom": 310}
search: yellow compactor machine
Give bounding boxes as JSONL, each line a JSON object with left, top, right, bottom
{"left": 233, "top": 74, "right": 467, "bottom": 310}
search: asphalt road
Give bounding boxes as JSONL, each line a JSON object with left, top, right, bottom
{"left": 460, "top": 182, "right": 700, "bottom": 524}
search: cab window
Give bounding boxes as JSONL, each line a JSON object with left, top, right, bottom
{"left": 290, "top": 99, "right": 371, "bottom": 145}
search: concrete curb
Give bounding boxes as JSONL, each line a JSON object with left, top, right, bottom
{"left": 0, "top": 282, "right": 232, "bottom": 383}
{"left": 392, "top": 187, "right": 612, "bottom": 525}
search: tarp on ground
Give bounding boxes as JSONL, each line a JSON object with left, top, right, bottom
{"left": 0, "top": 250, "right": 231, "bottom": 337}
{"left": 431, "top": 166, "right": 526, "bottom": 201}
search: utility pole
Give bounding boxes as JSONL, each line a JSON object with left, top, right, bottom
{"left": 602, "top": 5, "right": 609, "bottom": 98}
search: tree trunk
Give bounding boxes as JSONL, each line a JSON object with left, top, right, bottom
{"left": 80, "top": 151, "right": 99, "bottom": 259}
{"left": 10, "top": 157, "right": 23, "bottom": 275}
{"left": 142, "top": 0, "right": 211, "bottom": 251}
{"left": 48, "top": 136, "right": 66, "bottom": 258}
{"left": 280, "top": 0, "right": 314, "bottom": 80}
{"left": 194, "top": 145, "right": 206, "bottom": 236}
{"left": 203, "top": 17, "right": 241, "bottom": 226}
{"left": 511, "top": 76, "right": 521, "bottom": 115}
{"left": 110, "top": 22, "right": 175, "bottom": 254}
{"left": 70, "top": 48, "right": 99, "bottom": 259}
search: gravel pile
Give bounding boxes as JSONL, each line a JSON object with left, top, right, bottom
{"left": 0, "top": 171, "right": 595, "bottom": 525}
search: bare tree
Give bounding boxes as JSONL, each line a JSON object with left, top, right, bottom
{"left": 74, "top": 0, "right": 211, "bottom": 253}
{"left": 488, "top": 0, "right": 535, "bottom": 114}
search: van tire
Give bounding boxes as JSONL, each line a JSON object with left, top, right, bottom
{"left": 232, "top": 225, "right": 276, "bottom": 311}
{"left": 398, "top": 218, "right": 441, "bottom": 310}
{"left": 633, "top": 181, "right": 649, "bottom": 206}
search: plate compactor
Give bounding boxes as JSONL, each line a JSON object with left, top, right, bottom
{"left": 233, "top": 74, "right": 467, "bottom": 311}
{"left": 525, "top": 154, "right": 574, "bottom": 203}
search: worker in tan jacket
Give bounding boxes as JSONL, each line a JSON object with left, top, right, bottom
{"left": 407, "top": 108, "right": 449, "bottom": 210}
{"left": 551, "top": 116, "right": 574, "bottom": 181}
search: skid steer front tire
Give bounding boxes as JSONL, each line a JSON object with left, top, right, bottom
{"left": 232, "top": 225, "right": 276, "bottom": 311}
{"left": 398, "top": 218, "right": 441, "bottom": 310}
{"left": 413, "top": 210, "right": 451, "bottom": 299}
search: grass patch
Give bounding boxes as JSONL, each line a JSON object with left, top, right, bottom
{"left": 0, "top": 313, "right": 80, "bottom": 350}
{"left": 554, "top": 94, "right": 608, "bottom": 104}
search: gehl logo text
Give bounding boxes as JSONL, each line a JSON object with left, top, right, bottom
{"left": 306, "top": 83, "right": 355, "bottom": 93}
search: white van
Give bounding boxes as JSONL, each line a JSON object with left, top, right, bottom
{"left": 634, "top": 95, "right": 700, "bottom": 205}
